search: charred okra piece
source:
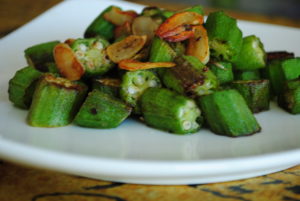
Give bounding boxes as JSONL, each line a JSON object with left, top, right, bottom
{"left": 266, "top": 51, "right": 294, "bottom": 63}
{"left": 120, "top": 70, "right": 161, "bottom": 114}
{"left": 277, "top": 79, "right": 300, "bottom": 114}
{"left": 74, "top": 89, "right": 132, "bottom": 128}
{"left": 197, "top": 89, "right": 261, "bottom": 137}
{"left": 233, "top": 35, "right": 266, "bottom": 70}
{"left": 25, "top": 41, "right": 60, "bottom": 72}
{"left": 70, "top": 38, "right": 114, "bottom": 77}
{"left": 84, "top": 6, "right": 116, "bottom": 40}
{"left": 264, "top": 57, "right": 300, "bottom": 95}
{"left": 162, "top": 55, "right": 218, "bottom": 96}
{"left": 27, "top": 74, "right": 88, "bottom": 127}
{"left": 208, "top": 61, "right": 233, "bottom": 85}
{"left": 231, "top": 80, "right": 270, "bottom": 113}
{"left": 92, "top": 78, "right": 121, "bottom": 97}
{"left": 234, "top": 70, "right": 261, "bottom": 80}
{"left": 140, "top": 87, "right": 201, "bottom": 134}
{"left": 205, "top": 11, "right": 243, "bottom": 62}
{"left": 8, "top": 66, "right": 43, "bottom": 109}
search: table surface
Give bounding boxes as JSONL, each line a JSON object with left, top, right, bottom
{"left": 0, "top": 0, "right": 300, "bottom": 200}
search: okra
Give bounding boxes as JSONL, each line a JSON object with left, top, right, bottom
{"left": 277, "top": 79, "right": 300, "bottom": 114}
{"left": 231, "top": 80, "right": 270, "bottom": 113}
{"left": 183, "top": 5, "right": 204, "bottom": 15}
{"left": 265, "top": 57, "right": 300, "bottom": 95}
{"left": 140, "top": 87, "right": 201, "bottom": 134}
{"left": 70, "top": 37, "right": 114, "bottom": 77}
{"left": 267, "top": 51, "right": 294, "bottom": 63}
{"left": 74, "top": 89, "right": 132, "bottom": 128}
{"left": 208, "top": 61, "right": 233, "bottom": 84}
{"left": 205, "top": 11, "right": 243, "bottom": 62}
{"left": 25, "top": 41, "right": 60, "bottom": 72}
{"left": 8, "top": 66, "right": 43, "bottom": 109}
{"left": 162, "top": 55, "right": 218, "bottom": 96}
{"left": 197, "top": 89, "right": 261, "bottom": 137}
{"left": 92, "top": 78, "right": 121, "bottom": 97}
{"left": 233, "top": 35, "right": 266, "bottom": 70}
{"left": 27, "top": 74, "right": 88, "bottom": 127}
{"left": 234, "top": 70, "right": 261, "bottom": 80}
{"left": 84, "top": 6, "right": 116, "bottom": 40}
{"left": 149, "top": 36, "right": 177, "bottom": 62}
{"left": 120, "top": 70, "right": 161, "bottom": 114}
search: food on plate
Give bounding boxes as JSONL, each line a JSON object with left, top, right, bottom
{"left": 7, "top": 4, "right": 300, "bottom": 136}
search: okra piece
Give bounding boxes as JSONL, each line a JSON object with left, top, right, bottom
{"left": 208, "top": 61, "right": 233, "bottom": 84}
{"left": 92, "top": 78, "right": 121, "bottom": 97}
{"left": 120, "top": 70, "right": 161, "bottom": 114}
{"left": 183, "top": 5, "right": 204, "bottom": 15}
{"left": 25, "top": 40, "right": 60, "bottom": 72}
{"left": 74, "top": 89, "right": 132, "bottom": 128}
{"left": 234, "top": 70, "right": 261, "bottom": 80}
{"left": 27, "top": 74, "right": 88, "bottom": 127}
{"left": 8, "top": 66, "right": 43, "bottom": 109}
{"left": 264, "top": 57, "right": 300, "bottom": 95}
{"left": 266, "top": 51, "right": 294, "bottom": 63}
{"left": 162, "top": 55, "right": 218, "bottom": 96}
{"left": 141, "top": 6, "right": 166, "bottom": 24}
{"left": 84, "top": 6, "right": 116, "bottom": 40}
{"left": 277, "top": 79, "right": 300, "bottom": 114}
{"left": 140, "top": 87, "right": 201, "bottom": 134}
{"left": 231, "top": 80, "right": 270, "bottom": 113}
{"left": 149, "top": 36, "right": 177, "bottom": 62}
{"left": 70, "top": 37, "right": 114, "bottom": 77}
{"left": 197, "top": 89, "right": 261, "bottom": 137}
{"left": 205, "top": 11, "right": 243, "bottom": 62}
{"left": 233, "top": 35, "right": 266, "bottom": 70}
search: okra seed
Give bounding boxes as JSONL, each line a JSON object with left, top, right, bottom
{"left": 133, "top": 76, "right": 144, "bottom": 85}
{"left": 94, "top": 42, "right": 103, "bottom": 50}
{"left": 149, "top": 80, "right": 158, "bottom": 87}
{"left": 182, "top": 120, "right": 192, "bottom": 130}
{"left": 128, "top": 86, "right": 137, "bottom": 94}
{"left": 79, "top": 44, "right": 87, "bottom": 52}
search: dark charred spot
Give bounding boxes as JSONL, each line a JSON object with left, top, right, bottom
{"left": 267, "top": 51, "right": 294, "bottom": 62}
{"left": 90, "top": 108, "right": 98, "bottom": 115}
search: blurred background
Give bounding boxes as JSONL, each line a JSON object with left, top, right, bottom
{"left": 1, "top": 0, "right": 300, "bottom": 38}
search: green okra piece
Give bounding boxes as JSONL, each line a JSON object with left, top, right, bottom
{"left": 208, "top": 61, "right": 233, "bottom": 85}
{"left": 70, "top": 37, "right": 114, "bottom": 77}
{"left": 84, "top": 6, "right": 116, "bottom": 40}
{"left": 234, "top": 70, "right": 261, "bottom": 80}
{"left": 231, "top": 80, "right": 270, "bottom": 113}
{"left": 120, "top": 70, "right": 161, "bottom": 114}
{"left": 162, "top": 55, "right": 218, "bottom": 96}
{"left": 149, "top": 36, "right": 177, "bottom": 62}
{"left": 25, "top": 40, "right": 60, "bottom": 72}
{"left": 74, "top": 89, "right": 132, "bottom": 128}
{"left": 277, "top": 79, "right": 300, "bottom": 114}
{"left": 92, "top": 78, "right": 121, "bottom": 98}
{"left": 233, "top": 35, "right": 266, "bottom": 70}
{"left": 264, "top": 57, "right": 300, "bottom": 96}
{"left": 197, "top": 89, "right": 261, "bottom": 137}
{"left": 27, "top": 74, "right": 88, "bottom": 127}
{"left": 183, "top": 5, "right": 204, "bottom": 15}
{"left": 140, "top": 87, "right": 202, "bottom": 134}
{"left": 8, "top": 66, "right": 43, "bottom": 109}
{"left": 205, "top": 11, "right": 243, "bottom": 62}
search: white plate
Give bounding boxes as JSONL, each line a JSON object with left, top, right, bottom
{"left": 0, "top": 0, "right": 299, "bottom": 185}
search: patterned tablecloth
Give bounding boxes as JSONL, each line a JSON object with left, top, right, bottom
{"left": 0, "top": 161, "right": 299, "bottom": 201}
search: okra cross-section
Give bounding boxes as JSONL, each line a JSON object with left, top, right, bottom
{"left": 120, "top": 70, "right": 161, "bottom": 114}
{"left": 74, "top": 89, "right": 132, "bottom": 128}
{"left": 27, "top": 74, "right": 88, "bottom": 127}
{"left": 197, "top": 89, "right": 261, "bottom": 137}
{"left": 140, "top": 87, "right": 202, "bottom": 134}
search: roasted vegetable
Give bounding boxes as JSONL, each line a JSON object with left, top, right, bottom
{"left": 84, "top": 6, "right": 116, "bottom": 40}
{"left": 231, "top": 80, "right": 270, "bottom": 113}
{"left": 92, "top": 78, "right": 121, "bottom": 97}
{"left": 197, "top": 89, "right": 261, "bottom": 137}
{"left": 205, "top": 11, "right": 243, "bottom": 62}
{"left": 162, "top": 55, "right": 218, "bottom": 96}
{"left": 74, "top": 89, "right": 132, "bottom": 128}
{"left": 8, "top": 66, "right": 43, "bottom": 109}
{"left": 235, "top": 70, "right": 261, "bottom": 80}
{"left": 25, "top": 41, "right": 60, "bottom": 72}
{"left": 208, "top": 61, "right": 233, "bottom": 85}
{"left": 120, "top": 70, "right": 161, "bottom": 113}
{"left": 277, "top": 79, "right": 300, "bottom": 114}
{"left": 140, "top": 87, "right": 201, "bottom": 134}
{"left": 233, "top": 35, "right": 266, "bottom": 70}
{"left": 27, "top": 74, "right": 88, "bottom": 127}
{"left": 118, "top": 59, "right": 175, "bottom": 71}
{"left": 149, "top": 36, "right": 177, "bottom": 62}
